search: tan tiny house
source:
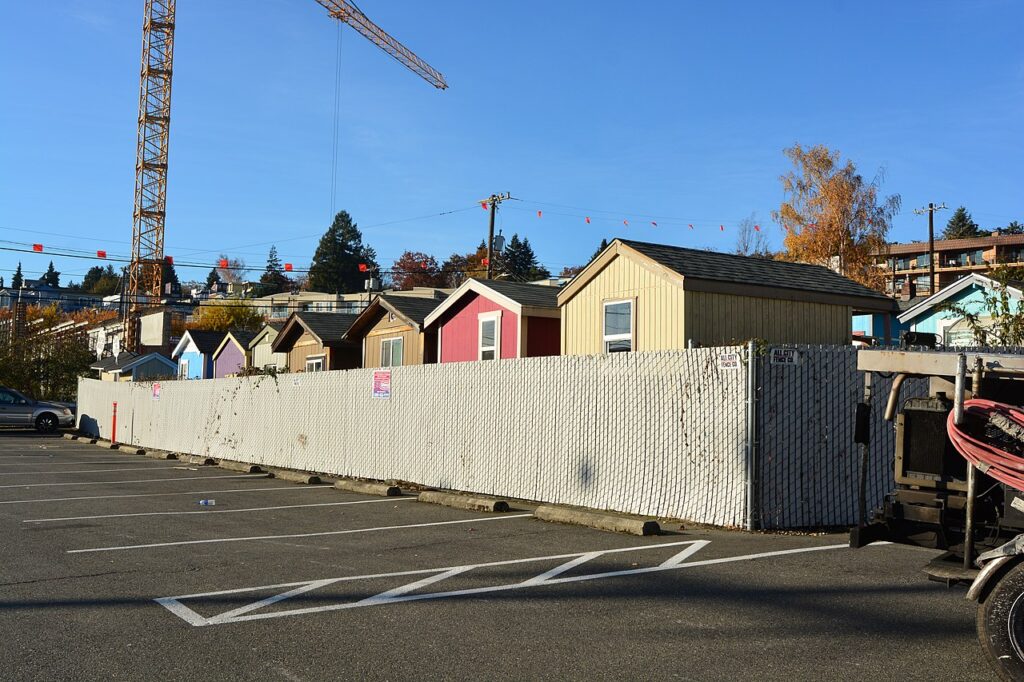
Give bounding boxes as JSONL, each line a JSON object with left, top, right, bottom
{"left": 270, "top": 312, "right": 361, "bottom": 372}
{"left": 558, "top": 239, "right": 895, "bottom": 353}
{"left": 344, "top": 294, "right": 443, "bottom": 368}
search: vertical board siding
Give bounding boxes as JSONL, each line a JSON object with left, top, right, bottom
{"left": 77, "top": 348, "right": 749, "bottom": 527}
{"left": 684, "top": 291, "right": 851, "bottom": 346}
{"left": 561, "top": 256, "right": 685, "bottom": 356}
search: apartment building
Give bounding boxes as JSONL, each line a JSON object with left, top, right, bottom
{"left": 877, "top": 232, "right": 1024, "bottom": 297}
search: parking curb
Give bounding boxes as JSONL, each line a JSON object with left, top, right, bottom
{"left": 145, "top": 450, "right": 178, "bottom": 460}
{"left": 95, "top": 440, "right": 119, "bottom": 450}
{"left": 219, "top": 460, "right": 263, "bottom": 474}
{"left": 334, "top": 480, "right": 402, "bottom": 497}
{"left": 62, "top": 433, "right": 75, "bottom": 440}
{"left": 177, "top": 454, "right": 216, "bottom": 466}
{"left": 418, "top": 491, "right": 510, "bottom": 513}
{"left": 269, "top": 469, "right": 321, "bottom": 485}
{"left": 534, "top": 505, "right": 660, "bottom": 536}
{"left": 119, "top": 447, "right": 146, "bottom": 456}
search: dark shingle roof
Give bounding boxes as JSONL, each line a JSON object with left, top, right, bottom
{"left": 380, "top": 294, "right": 444, "bottom": 327}
{"left": 89, "top": 352, "right": 140, "bottom": 372}
{"left": 187, "top": 330, "right": 226, "bottom": 354}
{"left": 295, "top": 312, "right": 360, "bottom": 344}
{"left": 618, "top": 239, "right": 891, "bottom": 302}
{"left": 227, "top": 330, "right": 258, "bottom": 348}
{"left": 476, "top": 279, "right": 560, "bottom": 308}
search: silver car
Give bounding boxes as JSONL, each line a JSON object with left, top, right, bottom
{"left": 0, "top": 386, "right": 75, "bottom": 432}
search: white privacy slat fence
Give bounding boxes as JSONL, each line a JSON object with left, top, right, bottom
{"left": 77, "top": 349, "right": 750, "bottom": 527}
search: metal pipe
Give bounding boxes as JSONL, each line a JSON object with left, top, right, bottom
{"left": 883, "top": 373, "right": 908, "bottom": 421}
{"left": 954, "top": 353, "right": 967, "bottom": 426}
{"left": 745, "top": 340, "right": 758, "bottom": 532}
{"left": 964, "top": 356, "right": 983, "bottom": 569}
{"left": 858, "top": 373, "right": 874, "bottom": 527}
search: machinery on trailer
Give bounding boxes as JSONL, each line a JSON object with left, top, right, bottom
{"left": 853, "top": 349, "right": 1024, "bottom": 680}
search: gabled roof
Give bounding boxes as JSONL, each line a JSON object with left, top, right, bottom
{"left": 558, "top": 238, "right": 896, "bottom": 312}
{"left": 213, "top": 330, "right": 259, "bottom": 359}
{"left": 423, "top": 278, "right": 561, "bottom": 329}
{"left": 171, "top": 329, "right": 225, "bottom": 359}
{"left": 345, "top": 294, "right": 444, "bottom": 340}
{"left": 248, "top": 321, "right": 285, "bottom": 349}
{"left": 897, "top": 273, "right": 1024, "bottom": 323}
{"left": 271, "top": 312, "right": 360, "bottom": 353}
{"left": 89, "top": 352, "right": 140, "bottom": 372}
{"left": 119, "top": 353, "right": 177, "bottom": 374}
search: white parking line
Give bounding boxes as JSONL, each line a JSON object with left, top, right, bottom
{"left": 0, "top": 466, "right": 183, "bottom": 476}
{"left": 0, "top": 460, "right": 177, "bottom": 467}
{"left": 0, "top": 474, "right": 265, "bottom": 489}
{"left": 68, "top": 514, "right": 534, "bottom": 554}
{"left": 24, "top": 497, "right": 416, "bottom": 522}
{"left": 0, "top": 485, "right": 334, "bottom": 505}
{"left": 156, "top": 540, "right": 858, "bottom": 626}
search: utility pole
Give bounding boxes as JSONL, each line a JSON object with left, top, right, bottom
{"left": 483, "top": 192, "right": 511, "bottom": 279}
{"left": 913, "top": 202, "right": 948, "bottom": 295}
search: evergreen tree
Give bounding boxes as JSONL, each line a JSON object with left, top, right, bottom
{"left": 11, "top": 263, "right": 23, "bottom": 289}
{"left": 591, "top": 238, "right": 609, "bottom": 261}
{"left": 162, "top": 259, "right": 180, "bottom": 290}
{"left": 206, "top": 268, "right": 221, "bottom": 289}
{"left": 259, "top": 245, "right": 291, "bottom": 295}
{"left": 307, "top": 211, "right": 378, "bottom": 294}
{"left": 41, "top": 261, "right": 60, "bottom": 287}
{"left": 942, "top": 206, "right": 981, "bottom": 240}
{"left": 0, "top": 276, "right": 4, "bottom": 288}
{"left": 500, "top": 234, "right": 550, "bottom": 281}
{"left": 1003, "top": 221, "right": 1024, "bottom": 235}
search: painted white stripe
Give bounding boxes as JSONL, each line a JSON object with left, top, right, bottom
{"left": 357, "top": 567, "right": 475, "bottom": 606}
{"left": 0, "top": 461, "right": 178, "bottom": 467}
{"left": 519, "top": 552, "right": 603, "bottom": 587}
{"left": 0, "top": 474, "right": 265, "bottom": 489}
{"left": 0, "top": 485, "right": 332, "bottom": 506}
{"left": 0, "top": 466, "right": 184, "bottom": 476}
{"left": 165, "top": 541, "right": 856, "bottom": 626}
{"left": 69, "top": 514, "right": 533, "bottom": 554}
{"left": 24, "top": 497, "right": 415, "bottom": 523}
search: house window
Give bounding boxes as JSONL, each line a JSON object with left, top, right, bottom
{"left": 305, "top": 355, "right": 325, "bottom": 372}
{"left": 478, "top": 312, "right": 501, "bottom": 360}
{"left": 380, "top": 337, "right": 404, "bottom": 367}
{"left": 178, "top": 359, "right": 189, "bottom": 379}
{"left": 270, "top": 305, "right": 289, "bottom": 319}
{"left": 603, "top": 300, "right": 633, "bottom": 353}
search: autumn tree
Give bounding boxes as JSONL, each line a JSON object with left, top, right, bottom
{"left": 773, "top": 143, "right": 900, "bottom": 291}
{"left": 307, "top": 210, "right": 379, "bottom": 294}
{"left": 187, "top": 301, "right": 265, "bottom": 332}
{"left": 217, "top": 254, "right": 247, "bottom": 284}
{"left": 734, "top": 214, "right": 770, "bottom": 258}
{"left": 942, "top": 206, "right": 982, "bottom": 240}
{"left": 391, "top": 251, "right": 446, "bottom": 290}
{"left": 440, "top": 241, "right": 488, "bottom": 287}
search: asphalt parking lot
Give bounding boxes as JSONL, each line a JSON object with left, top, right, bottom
{"left": 0, "top": 432, "right": 994, "bottom": 681}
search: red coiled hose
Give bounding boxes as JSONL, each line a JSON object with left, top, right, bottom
{"left": 947, "top": 399, "right": 1024, "bottom": 491}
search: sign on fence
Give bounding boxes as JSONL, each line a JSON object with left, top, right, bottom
{"left": 372, "top": 370, "right": 391, "bottom": 399}
{"left": 152, "top": 382, "right": 161, "bottom": 401}
{"left": 718, "top": 352, "right": 740, "bottom": 370}
{"left": 769, "top": 348, "right": 802, "bottom": 366}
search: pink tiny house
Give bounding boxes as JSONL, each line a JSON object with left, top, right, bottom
{"left": 423, "top": 279, "right": 560, "bottom": 362}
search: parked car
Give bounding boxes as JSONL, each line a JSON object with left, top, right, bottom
{"left": 0, "top": 386, "right": 75, "bottom": 432}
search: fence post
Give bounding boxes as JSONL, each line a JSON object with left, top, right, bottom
{"left": 111, "top": 402, "right": 118, "bottom": 445}
{"left": 745, "top": 340, "right": 759, "bottom": 531}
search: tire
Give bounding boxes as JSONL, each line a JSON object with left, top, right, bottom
{"left": 35, "top": 413, "right": 58, "bottom": 434}
{"left": 978, "top": 560, "right": 1024, "bottom": 681}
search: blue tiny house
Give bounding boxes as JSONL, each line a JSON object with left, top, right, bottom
{"left": 171, "top": 330, "right": 225, "bottom": 379}
{"left": 897, "top": 273, "right": 1022, "bottom": 346}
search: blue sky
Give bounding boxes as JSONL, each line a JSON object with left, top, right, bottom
{"left": 1, "top": 1, "right": 1022, "bottom": 286}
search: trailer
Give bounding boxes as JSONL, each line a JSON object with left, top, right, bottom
{"left": 853, "top": 349, "right": 1024, "bottom": 680}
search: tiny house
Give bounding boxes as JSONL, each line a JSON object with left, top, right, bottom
{"left": 344, "top": 294, "right": 444, "bottom": 368}
{"left": 248, "top": 322, "right": 287, "bottom": 372}
{"left": 171, "top": 330, "right": 225, "bottom": 379}
{"left": 270, "top": 312, "right": 361, "bottom": 372}
{"left": 212, "top": 330, "right": 258, "bottom": 378}
{"left": 423, "top": 279, "right": 560, "bottom": 362}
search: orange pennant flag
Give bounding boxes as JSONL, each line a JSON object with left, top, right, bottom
{"left": 537, "top": 210, "right": 542, "bottom": 218}
{"left": 623, "top": 220, "right": 629, "bottom": 227}
{"left": 754, "top": 224, "right": 760, "bottom": 232}
{"left": 719, "top": 225, "right": 724, "bottom": 232}
{"left": 480, "top": 201, "right": 488, "bottom": 210}
{"left": 651, "top": 221, "right": 658, "bottom": 227}
{"left": 688, "top": 224, "right": 693, "bottom": 230}
{"left": 585, "top": 216, "right": 591, "bottom": 224}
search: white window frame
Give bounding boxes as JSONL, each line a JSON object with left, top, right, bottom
{"left": 178, "top": 358, "right": 189, "bottom": 379}
{"left": 602, "top": 299, "right": 633, "bottom": 353}
{"left": 478, "top": 311, "right": 502, "bottom": 361}
{"left": 305, "top": 354, "right": 326, "bottom": 372}
{"left": 380, "top": 336, "right": 404, "bottom": 367}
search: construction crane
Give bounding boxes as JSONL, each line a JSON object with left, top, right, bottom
{"left": 123, "top": 0, "right": 447, "bottom": 351}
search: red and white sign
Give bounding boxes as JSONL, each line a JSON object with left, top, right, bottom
{"left": 152, "top": 382, "right": 161, "bottom": 401}
{"left": 372, "top": 370, "right": 391, "bottom": 399}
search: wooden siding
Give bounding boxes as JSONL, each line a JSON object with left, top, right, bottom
{"left": 439, "top": 292, "right": 519, "bottom": 362}
{"left": 683, "top": 290, "right": 852, "bottom": 346}
{"left": 363, "top": 313, "right": 421, "bottom": 368}
{"left": 251, "top": 338, "right": 287, "bottom": 371}
{"left": 287, "top": 331, "right": 327, "bottom": 373}
{"left": 560, "top": 255, "right": 685, "bottom": 355}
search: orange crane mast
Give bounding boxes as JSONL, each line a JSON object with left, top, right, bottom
{"left": 123, "top": 0, "right": 447, "bottom": 351}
